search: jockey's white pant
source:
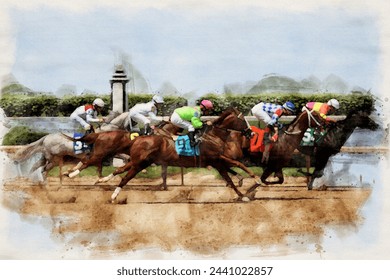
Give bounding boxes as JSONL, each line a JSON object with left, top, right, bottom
{"left": 251, "top": 104, "right": 272, "bottom": 126}
{"left": 70, "top": 116, "right": 90, "bottom": 131}
{"left": 170, "top": 112, "right": 195, "bottom": 132}
{"left": 128, "top": 112, "right": 150, "bottom": 131}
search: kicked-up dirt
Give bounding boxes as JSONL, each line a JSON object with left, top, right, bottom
{"left": 1, "top": 173, "right": 372, "bottom": 258}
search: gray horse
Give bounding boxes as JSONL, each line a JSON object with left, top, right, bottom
{"left": 10, "top": 111, "right": 130, "bottom": 181}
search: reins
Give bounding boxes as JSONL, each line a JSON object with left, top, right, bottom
{"left": 284, "top": 107, "right": 322, "bottom": 135}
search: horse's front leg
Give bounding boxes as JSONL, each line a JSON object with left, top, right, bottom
{"left": 219, "top": 155, "right": 260, "bottom": 184}
{"left": 111, "top": 162, "right": 150, "bottom": 202}
{"left": 227, "top": 168, "right": 244, "bottom": 187}
{"left": 213, "top": 164, "right": 247, "bottom": 201}
{"left": 260, "top": 167, "right": 274, "bottom": 185}
{"left": 96, "top": 160, "right": 133, "bottom": 184}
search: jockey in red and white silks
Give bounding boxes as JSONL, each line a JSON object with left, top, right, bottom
{"left": 70, "top": 98, "right": 105, "bottom": 131}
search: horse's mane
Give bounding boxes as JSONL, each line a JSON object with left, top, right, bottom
{"left": 212, "top": 107, "right": 239, "bottom": 126}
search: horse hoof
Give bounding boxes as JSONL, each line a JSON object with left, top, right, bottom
{"left": 241, "top": 196, "right": 250, "bottom": 202}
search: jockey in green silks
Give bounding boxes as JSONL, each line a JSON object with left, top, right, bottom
{"left": 170, "top": 100, "right": 213, "bottom": 146}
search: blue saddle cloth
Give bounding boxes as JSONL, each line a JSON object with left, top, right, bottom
{"left": 73, "top": 132, "right": 92, "bottom": 155}
{"left": 175, "top": 135, "right": 200, "bottom": 156}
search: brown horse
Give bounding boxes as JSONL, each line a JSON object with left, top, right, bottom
{"left": 97, "top": 107, "right": 260, "bottom": 201}
{"left": 62, "top": 120, "right": 183, "bottom": 178}
{"left": 233, "top": 108, "right": 326, "bottom": 198}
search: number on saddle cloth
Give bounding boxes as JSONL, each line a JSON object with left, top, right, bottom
{"left": 175, "top": 135, "right": 200, "bottom": 156}
{"left": 73, "top": 132, "right": 92, "bottom": 155}
{"left": 300, "top": 128, "right": 327, "bottom": 146}
{"left": 249, "top": 126, "right": 266, "bottom": 153}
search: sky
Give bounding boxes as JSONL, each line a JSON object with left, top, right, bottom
{"left": 0, "top": 0, "right": 388, "bottom": 96}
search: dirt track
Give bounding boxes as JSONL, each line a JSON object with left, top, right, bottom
{"left": 1, "top": 173, "right": 371, "bottom": 256}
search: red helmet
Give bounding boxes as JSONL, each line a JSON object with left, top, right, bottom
{"left": 200, "top": 99, "right": 213, "bottom": 110}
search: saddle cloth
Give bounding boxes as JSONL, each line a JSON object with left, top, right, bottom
{"left": 249, "top": 126, "right": 266, "bottom": 153}
{"left": 300, "top": 128, "right": 327, "bottom": 146}
{"left": 73, "top": 132, "right": 92, "bottom": 155}
{"left": 175, "top": 135, "right": 200, "bottom": 156}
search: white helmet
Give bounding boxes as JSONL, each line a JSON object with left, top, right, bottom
{"left": 152, "top": 95, "right": 164, "bottom": 104}
{"left": 327, "top": 98, "right": 340, "bottom": 110}
{"left": 93, "top": 98, "right": 105, "bottom": 108}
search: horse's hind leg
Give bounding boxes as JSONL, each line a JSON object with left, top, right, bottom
{"left": 274, "top": 169, "right": 284, "bottom": 184}
{"left": 261, "top": 167, "right": 275, "bottom": 185}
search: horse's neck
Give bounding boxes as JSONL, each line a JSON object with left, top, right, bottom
{"left": 325, "top": 118, "right": 357, "bottom": 149}
{"left": 280, "top": 113, "right": 315, "bottom": 152}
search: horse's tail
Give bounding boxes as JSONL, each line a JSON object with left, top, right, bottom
{"left": 30, "top": 155, "right": 47, "bottom": 173}
{"left": 60, "top": 132, "right": 100, "bottom": 145}
{"left": 11, "top": 136, "right": 46, "bottom": 163}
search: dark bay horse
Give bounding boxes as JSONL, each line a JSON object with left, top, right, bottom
{"left": 297, "top": 110, "right": 378, "bottom": 190}
{"left": 97, "top": 107, "right": 260, "bottom": 202}
{"left": 242, "top": 108, "right": 326, "bottom": 197}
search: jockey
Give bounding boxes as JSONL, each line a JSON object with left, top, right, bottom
{"left": 70, "top": 98, "right": 105, "bottom": 132}
{"left": 251, "top": 100, "right": 296, "bottom": 142}
{"left": 128, "top": 95, "right": 164, "bottom": 135}
{"left": 170, "top": 99, "right": 213, "bottom": 146}
{"left": 251, "top": 100, "right": 296, "bottom": 163}
{"left": 305, "top": 99, "right": 340, "bottom": 122}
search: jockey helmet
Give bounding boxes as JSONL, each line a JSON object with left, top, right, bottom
{"left": 152, "top": 95, "right": 164, "bottom": 104}
{"left": 282, "top": 101, "right": 296, "bottom": 113}
{"left": 93, "top": 98, "right": 105, "bottom": 108}
{"left": 200, "top": 99, "right": 213, "bottom": 110}
{"left": 327, "top": 98, "right": 340, "bottom": 109}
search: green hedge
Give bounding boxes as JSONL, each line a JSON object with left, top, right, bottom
{"left": 0, "top": 92, "right": 375, "bottom": 117}
{"left": 0, "top": 93, "right": 187, "bottom": 117}
{"left": 2, "top": 126, "right": 48, "bottom": 145}
{"left": 197, "top": 92, "right": 375, "bottom": 115}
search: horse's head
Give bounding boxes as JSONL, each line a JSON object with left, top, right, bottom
{"left": 346, "top": 110, "right": 379, "bottom": 131}
{"left": 212, "top": 107, "right": 250, "bottom": 135}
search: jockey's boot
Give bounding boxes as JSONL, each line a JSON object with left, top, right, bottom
{"left": 144, "top": 123, "right": 152, "bottom": 135}
{"left": 262, "top": 143, "right": 271, "bottom": 164}
{"left": 188, "top": 131, "right": 197, "bottom": 146}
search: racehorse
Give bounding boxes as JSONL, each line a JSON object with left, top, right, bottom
{"left": 10, "top": 111, "right": 130, "bottom": 181}
{"left": 297, "top": 110, "right": 378, "bottom": 190}
{"left": 62, "top": 120, "right": 183, "bottom": 178}
{"left": 242, "top": 107, "right": 326, "bottom": 197}
{"left": 96, "top": 107, "right": 260, "bottom": 202}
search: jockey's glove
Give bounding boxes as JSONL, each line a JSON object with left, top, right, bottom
{"left": 84, "top": 124, "right": 91, "bottom": 131}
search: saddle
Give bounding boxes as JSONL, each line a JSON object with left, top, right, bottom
{"left": 249, "top": 126, "right": 267, "bottom": 153}
{"left": 300, "top": 128, "right": 327, "bottom": 146}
